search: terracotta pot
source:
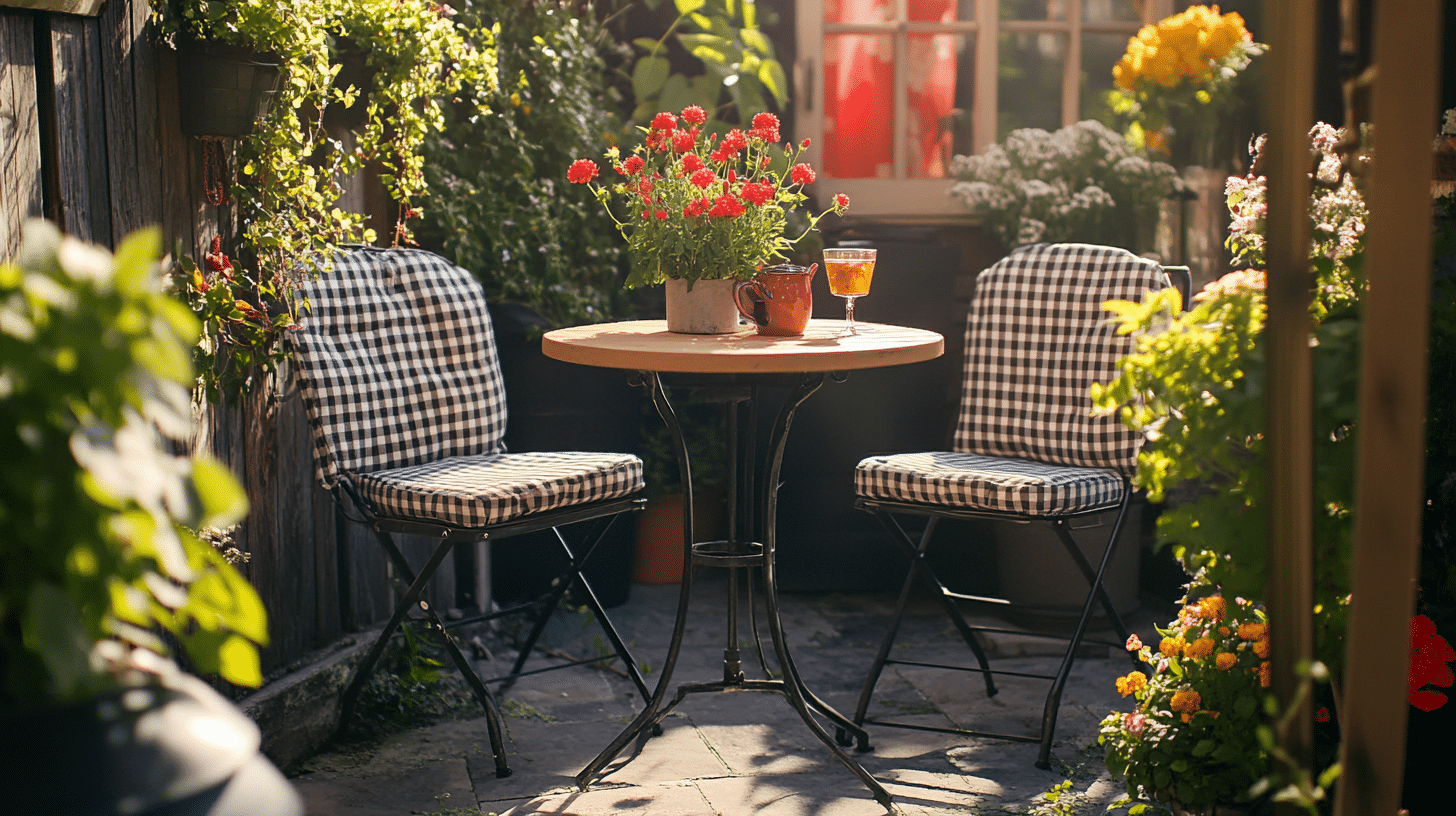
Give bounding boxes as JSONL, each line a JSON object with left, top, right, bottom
{"left": 665, "top": 278, "right": 741, "bottom": 334}
{"left": 734, "top": 263, "right": 816, "bottom": 336}
{"left": 634, "top": 488, "right": 725, "bottom": 584}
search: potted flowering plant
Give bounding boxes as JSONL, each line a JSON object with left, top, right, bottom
{"left": 568, "top": 106, "right": 848, "bottom": 333}
{"left": 1099, "top": 592, "right": 1271, "bottom": 814}
{"left": 1108, "top": 5, "right": 1263, "bottom": 168}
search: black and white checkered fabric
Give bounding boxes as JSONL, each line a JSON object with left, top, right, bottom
{"left": 855, "top": 243, "right": 1167, "bottom": 516}
{"left": 289, "top": 247, "right": 643, "bottom": 527}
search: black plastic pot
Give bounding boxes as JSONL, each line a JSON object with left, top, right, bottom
{"left": 0, "top": 673, "right": 302, "bottom": 816}
{"left": 175, "top": 38, "right": 283, "bottom": 138}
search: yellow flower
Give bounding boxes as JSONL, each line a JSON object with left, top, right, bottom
{"left": 1185, "top": 636, "right": 1216, "bottom": 660}
{"left": 1160, "top": 636, "right": 1186, "bottom": 657}
{"left": 1216, "top": 652, "right": 1237, "bottom": 670}
{"left": 1238, "top": 622, "right": 1267, "bottom": 641}
{"left": 1253, "top": 637, "right": 1270, "bottom": 658}
{"left": 1116, "top": 672, "right": 1148, "bottom": 697}
{"left": 1170, "top": 688, "right": 1202, "bottom": 713}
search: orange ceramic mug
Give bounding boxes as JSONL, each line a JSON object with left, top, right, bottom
{"left": 733, "top": 263, "right": 817, "bottom": 336}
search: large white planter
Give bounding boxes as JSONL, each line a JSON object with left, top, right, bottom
{"left": 665, "top": 278, "right": 741, "bottom": 334}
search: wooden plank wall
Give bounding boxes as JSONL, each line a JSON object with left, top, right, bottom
{"left": 0, "top": 0, "right": 443, "bottom": 680}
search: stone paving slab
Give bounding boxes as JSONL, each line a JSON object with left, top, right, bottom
{"left": 288, "top": 579, "right": 1158, "bottom": 815}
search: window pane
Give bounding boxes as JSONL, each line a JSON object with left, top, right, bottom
{"left": 826, "top": 0, "right": 893, "bottom": 24}
{"left": 1002, "top": 0, "right": 1066, "bottom": 22}
{"left": 907, "top": 33, "right": 973, "bottom": 178}
{"left": 907, "top": 0, "right": 971, "bottom": 23}
{"left": 1081, "top": 32, "right": 1132, "bottom": 128}
{"left": 824, "top": 34, "right": 894, "bottom": 178}
{"left": 997, "top": 31, "right": 1066, "bottom": 139}
{"left": 1083, "top": 0, "right": 1143, "bottom": 23}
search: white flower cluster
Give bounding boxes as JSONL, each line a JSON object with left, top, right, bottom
{"left": 948, "top": 120, "right": 1181, "bottom": 249}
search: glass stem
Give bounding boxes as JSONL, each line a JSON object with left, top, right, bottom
{"left": 845, "top": 296, "right": 856, "bottom": 328}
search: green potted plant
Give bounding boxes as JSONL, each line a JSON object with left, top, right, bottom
{"left": 0, "top": 220, "right": 293, "bottom": 813}
{"left": 149, "top": 0, "right": 500, "bottom": 402}
{"left": 568, "top": 106, "right": 849, "bottom": 333}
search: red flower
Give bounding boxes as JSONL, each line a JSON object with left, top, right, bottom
{"left": 1315, "top": 707, "right": 1331, "bottom": 723}
{"left": 567, "top": 159, "right": 599, "bottom": 184}
{"left": 740, "top": 182, "right": 775, "bottom": 206}
{"left": 720, "top": 129, "right": 748, "bottom": 156}
{"left": 727, "top": 169, "right": 737, "bottom": 184}
{"left": 750, "top": 112, "right": 780, "bottom": 143}
{"left": 637, "top": 179, "right": 654, "bottom": 198}
{"left": 622, "top": 155, "right": 645, "bottom": 175}
{"left": 650, "top": 111, "right": 677, "bottom": 131}
{"left": 1410, "top": 613, "right": 1456, "bottom": 712}
{"left": 204, "top": 236, "right": 235, "bottom": 281}
{"left": 833, "top": 193, "right": 850, "bottom": 210}
{"left": 690, "top": 168, "right": 718, "bottom": 189}
{"left": 682, "top": 154, "right": 704, "bottom": 174}
{"left": 672, "top": 129, "right": 699, "bottom": 152}
{"left": 681, "top": 105, "right": 707, "bottom": 126}
{"left": 801, "top": 138, "right": 812, "bottom": 148}
{"left": 684, "top": 197, "right": 711, "bottom": 218}
{"left": 709, "top": 195, "right": 746, "bottom": 218}
{"left": 790, "top": 163, "right": 816, "bottom": 185}
{"left": 655, "top": 210, "right": 668, "bottom": 220}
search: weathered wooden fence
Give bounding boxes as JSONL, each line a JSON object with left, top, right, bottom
{"left": 0, "top": 0, "right": 423, "bottom": 681}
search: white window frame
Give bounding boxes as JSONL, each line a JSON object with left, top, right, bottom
{"left": 794, "top": 0, "right": 1175, "bottom": 219}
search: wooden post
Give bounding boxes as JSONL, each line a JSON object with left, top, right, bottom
{"left": 1334, "top": 1, "right": 1442, "bottom": 813}
{"left": 1261, "top": 2, "right": 1317, "bottom": 810}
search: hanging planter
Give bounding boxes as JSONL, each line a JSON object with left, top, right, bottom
{"left": 175, "top": 38, "right": 283, "bottom": 138}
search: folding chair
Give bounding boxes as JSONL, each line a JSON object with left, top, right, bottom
{"left": 846, "top": 243, "right": 1167, "bottom": 769}
{"left": 288, "top": 247, "right": 652, "bottom": 778}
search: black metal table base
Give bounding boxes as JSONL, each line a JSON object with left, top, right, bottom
{"left": 574, "top": 371, "right": 893, "bottom": 810}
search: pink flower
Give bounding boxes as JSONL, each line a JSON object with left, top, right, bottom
{"left": 681, "top": 105, "right": 707, "bottom": 126}
{"left": 1123, "top": 711, "right": 1147, "bottom": 736}
{"left": 1126, "top": 634, "right": 1143, "bottom": 652}
{"left": 790, "top": 163, "right": 816, "bottom": 185}
{"left": 567, "top": 159, "right": 598, "bottom": 184}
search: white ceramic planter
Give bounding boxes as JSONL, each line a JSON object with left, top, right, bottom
{"left": 665, "top": 278, "right": 741, "bottom": 334}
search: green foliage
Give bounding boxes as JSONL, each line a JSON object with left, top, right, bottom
{"left": 0, "top": 221, "right": 266, "bottom": 710}
{"left": 1090, "top": 125, "right": 1368, "bottom": 677}
{"left": 628, "top": 0, "right": 787, "bottom": 127}
{"left": 418, "top": 0, "right": 631, "bottom": 328}
{"left": 1099, "top": 596, "right": 1270, "bottom": 810}
{"left": 151, "top": 0, "right": 500, "bottom": 400}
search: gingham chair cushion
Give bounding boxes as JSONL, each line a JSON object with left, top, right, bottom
{"left": 952, "top": 243, "right": 1169, "bottom": 474}
{"left": 855, "top": 452, "right": 1126, "bottom": 516}
{"left": 289, "top": 247, "right": 644, "bottom": 525}
{"left": 355, "top": 450, "right": 644, "bottom": 528}
{"left": 289, "top": 247, "right": 510, "bottom": 488}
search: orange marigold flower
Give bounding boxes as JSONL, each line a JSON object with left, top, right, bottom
{"left": 1254, "top": 638, "right": 1270, "bottom": 658}
{"left": 1218, "top": 626, "right": 1230, "bottom": 636}
{"left": 1216, "top": 652, "right": 1237, "bottom": 670}
{"left": 1260, "top": 660, "right": 1271, "bottom": 687}
{"left": 1198, "top": 596, "right": 1227, "bottom": 621}
{"left": 1185, "top": 637, "right": 1216, "bottom": 660}
{"left": 1160, "top": 637, "right": 1186, "bottom": 657}
{"left": 1115, "top": 672, "right": 1147, "bottom": 697}
{"left": 1238, "top": 622, "right": 1268, "bottom": 641}
{"left": 1170, "top": 689, "right": 1202, "bottom": 713}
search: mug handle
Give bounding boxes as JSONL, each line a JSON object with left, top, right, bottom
{"left": 733, "top": 279, "right": 772, "bottom": 327}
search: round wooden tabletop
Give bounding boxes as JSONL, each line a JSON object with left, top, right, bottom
{"left": 542, "top": 319, "right": 944, "bottom": 374}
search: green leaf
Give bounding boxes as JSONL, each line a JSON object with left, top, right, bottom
{"left": 678, "top": 33, "right": 733, "bottom": 66}
{"left": 633, "top": 37, "right": 665, "bottom": 55}
{"left": 633, "top": 56, "right": 671, "bottom": 100}
{"left": 658, "top": 74, "right": 694, "bottom": 120}
{"left": 192, "top": 456, "right": 249, "bottom": 529}
{"left": 758, "top": 58, "right": 789, "bottom": 107}
{"left": 23, "top": 582, "right": 93, "bottom": 698}
{"left": 111, "top": 226, "right": 161, "bottom": 297}
{"left": 674, "top": 0, "right": 707, "bottom": 13}
{"left": 217, "top": 632, "right": 264, "bottom": 687}
{"left": 741, "top": 28, "right": 771, "bottom": 55}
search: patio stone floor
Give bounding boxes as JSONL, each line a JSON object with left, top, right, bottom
{"left": 289, "top": 576, "right": 1166, "bottom": 815}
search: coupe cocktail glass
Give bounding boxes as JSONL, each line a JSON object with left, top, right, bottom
{"left": 822, "top": 248, "right": 877, "bottom": 335}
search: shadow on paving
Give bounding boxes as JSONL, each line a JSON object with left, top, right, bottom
{"left": 290, "top": 577, "right": 1160, "bottom": 815}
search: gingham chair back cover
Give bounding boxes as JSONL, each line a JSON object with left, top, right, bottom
{"left": 289, "top": 247, "right": 508, "bottom": 488}
{"left": 952, "top": 243, "right": 1168, "bottom": 475}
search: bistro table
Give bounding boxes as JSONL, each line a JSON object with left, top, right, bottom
{"left": 543, "top": 318, "right": 944, "bottom": 809}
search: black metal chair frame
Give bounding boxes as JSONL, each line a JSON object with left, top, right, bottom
{"left": 847, "top": 486, "right": 1144, "bottom": 770}
{"left": 331, "top": 477, "right": 652, "bottom": 780}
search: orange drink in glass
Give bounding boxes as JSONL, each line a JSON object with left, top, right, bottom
{"left": 822, "top": 247, "right": 877, "bottom": 334}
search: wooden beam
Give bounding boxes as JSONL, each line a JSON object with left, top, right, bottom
{"left": 1334, "top": 0, "right": 1442, "bottom": 813}
{"left": 1261, "top": 0, "right": 1317, "bottom": 809}
{"left": 0, "top": 9, "right": 43, "bottom": 260}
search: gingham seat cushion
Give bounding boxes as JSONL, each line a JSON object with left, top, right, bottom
{"left": 289, "top": 247, "right": 644, "bottom": 524}
{"left": 855, "top": 452, "right": 1125, "bottom": 516}
{"left": 854, "top": 243, "right": 1167, "bottom": 516}
{"left": 355, "top": 450, "right": 643, "bottom": 528}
